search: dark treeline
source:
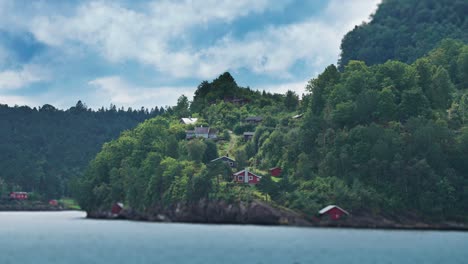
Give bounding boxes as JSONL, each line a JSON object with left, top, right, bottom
{"left": 0, "top": 101, "right": 163, "bottom": 198}
{"left": 339, "top": 0, "right": 468, "bottom": 69}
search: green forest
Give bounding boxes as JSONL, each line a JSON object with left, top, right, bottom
{"left": 339, "top": 0, "right": 468, "bottom": 68}
{"left": 2, "top": 0, "right": 468, "bottom": 222}
{"left": 0, "top": 102, "right": 162, "bottom": 198}
{"left": 75, "top": 38, "right": 468, "bottom": 221}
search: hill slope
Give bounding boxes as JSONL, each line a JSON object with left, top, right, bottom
{"left": 339, "top": 0, "right": 468, "bottom": 69}
{"left": 76, "top": 41, "right": 468, "bottom": 222}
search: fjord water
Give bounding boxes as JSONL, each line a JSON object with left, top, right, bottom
{"left": 0, "top": 211, "right": 466, "bottom": 264}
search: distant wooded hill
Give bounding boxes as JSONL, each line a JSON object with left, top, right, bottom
{"left": 0, "top": 102, "right": 162, "bottom": 198}
{"left": 339, "top": 0, "right": 468, "bottom": 69}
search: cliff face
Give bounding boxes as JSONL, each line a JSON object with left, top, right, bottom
{"left": 86, "top": 200, "right": 468, "bottom": 231}
{"left": 87, "top": 200, "right": 312, "bottom": 226}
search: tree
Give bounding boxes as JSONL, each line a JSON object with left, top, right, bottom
{"left": 186, "top": 139, "right": 207, "bottom": 163}
{"left": 284, "top": 90, "right": 299, "bottom": 111}
{"left": 377, "top": 87, "right": 397, "bottom": 122}
{"left": 202, "top": 140, "right": 219, "bottom": 164}
{"left": 173, "top": 95, "right": 190, "bottom": 118}
{"left": 428, "top": 67, "right": 454, "bottom": 109}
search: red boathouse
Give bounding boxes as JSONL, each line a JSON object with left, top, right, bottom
{"left": 318, "top": 205, "right": 349, "bottom": 220}
{"left": 111, "top": 202, "right": 124, "bottom": 215}
{"left": 10, "top": 192, "right": 28, "bottom": 200}
{"left": 233, "top": 168, "right": 262, "bottom": 185}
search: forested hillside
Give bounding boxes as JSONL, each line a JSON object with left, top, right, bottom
{"left": 339, "top": 0, "right": 468, "bottom": 68}
{"left": 0, "top": 102, "right": 162, "bottom": 198}
{"left": 74, "top": 73, "right": 302, "bottom": 212}
{"left": 76, "top": 40, "right": 468, "bottom": 221}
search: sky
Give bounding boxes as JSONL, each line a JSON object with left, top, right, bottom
{"left": 0, "top": 0, "right": 381, "bottom": 109}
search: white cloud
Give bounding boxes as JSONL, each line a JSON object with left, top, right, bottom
{"left": 0, "top": 0, "right": 381, "bottom": 108}
{"left": 88, "top": 76, "right": 194, "bottom": 108}
{"left": 27, "top": 0, "right": 380, "bottom": 80}
{"left": 0, "top": 94, "right": 38, "bottom": 106}
{"left": 0, "top": 64, "right": 50, "bottom": 90}
{"left": 195, "top": 0, "right": 381, "bottom": 78}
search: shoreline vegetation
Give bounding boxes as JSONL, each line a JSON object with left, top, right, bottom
{"left": 0, "top": 198, "right": 80, "bottom": 211}
{"left": 85, "top": 200, "right": 468, "bottom": 232}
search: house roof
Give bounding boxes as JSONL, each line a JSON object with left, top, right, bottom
{"left": 318, "top": 205, "right": 349, "bottom": 215}
{"left": 180, "top": 118, "right": 198, "bottom": 124}
{"left": 292, "top": 114, "right": 304, "bottom": 119}
{"left": 210, "top": 156, "right": 236, "bottom": 163}
{"left": 208, "top": 128, "right": 218, "bottom": 135}
{"left": 233, "top": 169, "right": 262, "bottom": 178}
{"left": 195, "top": 127, "right": 210, "bottom": 134}
{"left": 243, "top": 132, "right": 255, "bottom": 136}
{"left": 245, "top": 116, "right": 263, "bottom": 122}
{"left": 269, "top": 167, "right": 281, "bottom": 171}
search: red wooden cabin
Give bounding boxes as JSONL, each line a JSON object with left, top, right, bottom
{"left": 269, "top": 167, "right": 282, "bottom": 177}
{"left": 9, "top": 192, "right": 28, "bottom": 200}
{"left": 233, "top": 168, "right": 262, "bottom": 185}
{"left": 111, "top": 202, "right": 124, "bottom": 215}
{"left": 318, "top": 205, "right": 349, "bottom": 220}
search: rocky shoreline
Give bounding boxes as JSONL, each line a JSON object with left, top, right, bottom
{"left": 86, "top": 200, "right": 468, "bottom": 231}
{"left": 0, "top": 201, "right": 64, "bottom": 211}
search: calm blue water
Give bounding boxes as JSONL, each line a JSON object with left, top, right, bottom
{"left": 0, "top": 211, "right": 467, "bottom": 264}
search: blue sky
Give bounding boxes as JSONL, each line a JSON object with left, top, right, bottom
{"left": 0, "top": 0, "right": 380, "bottom": 109}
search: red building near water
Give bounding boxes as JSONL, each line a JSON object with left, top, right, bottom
{"left": 9, "top": 192, "right": 28, "bottom": 200}
{"left": 111, "top": 202, "right": 124, "bottom": 215}
{"left": 318, "top": 205, "right": 349, "bottom": 220}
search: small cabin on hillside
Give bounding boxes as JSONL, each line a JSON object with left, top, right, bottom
{"left": 318, "top": 205, "right": 349, "bottom": 220}
{"left": 292, "top": 114, "right": 303, "bottom": 119}
{"left": 224, "top": 97, "right": 249, "bottom": 105}
{"left": 244, "top": 116, "right": 263, "bottom": 124}
{"left": 10, "top": 192, "right": 28, "bottom": 200}
{"left": 243, "top": 132, "right": 254, "bottom": 141}
{"left": 186, "top": 127, "right": 218, "bottom": 140}
{"left": 233, "top": 168, "right": 262, "bottom": 185}
{"left": 210, "top": 156, "right": 237, "bottom": 168}
{"left": 269, "top": 167, "right": 282, "bottom": 177}
{"left": 180, "top": 118, "right": 198, "bottom": 125}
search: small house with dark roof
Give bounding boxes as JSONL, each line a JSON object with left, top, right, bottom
{"left": 318, "top": 205, "right": 349, "bottom": 220}
{"left": 233, "top": 168, "right": 262, "bottom": 185}
{"left": 243, "top": 132, "right": 254, "bottom": 141}
{"left": 244, "top": 116, "right": 263, "bottom": 124}
{"left": 210, "top": 156, "right": 237, "bottom": 168}
{"left": 186, "top": 127, "right": 218, "bottom": 140}
{"left": 186, "top": 130, "right": 196, "bottom": 139}
{"left": 269, "top": 167, "right": 282, "bottom": 177}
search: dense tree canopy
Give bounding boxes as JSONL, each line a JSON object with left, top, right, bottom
{"left": 339, "top": 0, "right": 468, "bottom": 69}
{"left": 0, "top": 102, "right": 161, "bottom": 198}
{"left": 76, "top": 41, "right": 468, "bottom": 221}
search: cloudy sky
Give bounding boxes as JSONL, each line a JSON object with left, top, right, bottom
{"left": 0, "top": 0, "right": 380, "bottom": 109}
